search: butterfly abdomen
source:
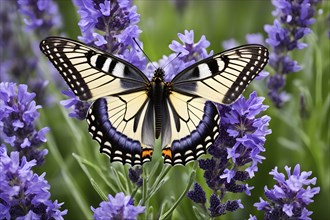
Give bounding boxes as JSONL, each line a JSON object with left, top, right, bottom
{"left": 151, "top": 68, "right": 167, "bottom": 139}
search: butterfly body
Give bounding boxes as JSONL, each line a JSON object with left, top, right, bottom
{"left": 150, "top": 68, "right": 168, "bottom": 139}
{"left": 40, "top": 37, "right": 269, "bottom": 166}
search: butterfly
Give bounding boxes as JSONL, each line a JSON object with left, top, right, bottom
{"left": 40, "top": 37, "right": 268, "bottom": 166}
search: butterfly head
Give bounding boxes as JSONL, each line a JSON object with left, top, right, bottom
{"left": 152, "top": 68, "right": 165, "bottom": 82}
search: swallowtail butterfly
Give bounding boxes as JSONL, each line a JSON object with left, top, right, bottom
{"left": 40, "top": 37, "right": 268, "bottom": 166}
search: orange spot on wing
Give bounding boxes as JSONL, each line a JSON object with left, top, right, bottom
{"left": 142, "top": 149, "right": 153, "bottom": 158}
{"left": 162, "top": 148, "right": 172, "bottom": 159}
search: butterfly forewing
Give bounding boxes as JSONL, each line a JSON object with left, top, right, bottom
{"left": 40, "top": 37, "right": 149, "bottom": 101}
{"left": 171, "top": 44, "right": 269, "bottom": 104}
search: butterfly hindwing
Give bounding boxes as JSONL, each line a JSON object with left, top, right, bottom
{"left": 86, "top": 98, "right": 153, "bottom": 166}
{"left": 171, "top": 44, "right": 269, "bottom": 104}
{"left": 161, "top": 96, "right": 220, "bottom": 165}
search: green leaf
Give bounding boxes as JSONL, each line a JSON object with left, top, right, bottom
{"left": 90, "top": 178, "right": 108, "bottom": 201}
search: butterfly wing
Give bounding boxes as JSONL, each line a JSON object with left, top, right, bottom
{"left": 161, "top": 95, "right": 219, "bottom": 165}
{"left": 40, "top": 37, "right": 153, "bottom": 166}
{"left": 86, "top": 96, "right": 154, "bottom": 166}
{"left": 40, "top": 37, "right": 149, "bottom": 100}
{"left": 161, "top": 45, "right": 268, "bottom": 165}
{"left": 171, "top": 44, "right": 269, "bottom": 104}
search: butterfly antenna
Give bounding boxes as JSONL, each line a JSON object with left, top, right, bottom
{"left": 163, "top": 52, "right": 182, "bottom": 71}
{"left": 133, "top": 38, "right": 157, "bottom": 69}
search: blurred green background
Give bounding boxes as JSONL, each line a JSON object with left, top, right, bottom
{"left": 36, "top": 0, "right": 330, "bottom": 219}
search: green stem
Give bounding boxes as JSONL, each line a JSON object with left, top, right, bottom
{"left": 159, "top": 162, "right": 197, "bottom": 220}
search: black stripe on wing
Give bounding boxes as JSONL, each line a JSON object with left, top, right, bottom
{"left": 171, "top": 44, "right": 269, "bottom": 105}
{"left": 162, "top": 101, "right": 220, "bottom": 165}
{"left": 86, "top": 98, "right": 153, "bottom": 166}
{"left": 40, "top": 37, "right": 149, "bottom": 101}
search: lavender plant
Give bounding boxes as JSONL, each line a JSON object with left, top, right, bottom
{"left": 187, "top": 92, "right": 271, "bottom": 218}
{"left": 0, "top": 82, "right": 49, "bottom": 165}
{"left": 0, "top": 144, "right": 67, "bottom": 219}
{"left": 264, "top": 0, "right": 320, "bottom": 107}
{"left": 0, "top": 0, "right": 63, "bottom": 106}
{"left": 19, "top": 0, "right": 325, "bottom": 219}
{"left": 250, "top": 164, "right": 320, "bottom": 220}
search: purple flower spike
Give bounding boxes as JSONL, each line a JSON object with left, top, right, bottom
{"left": 254, "top": 164, "right": 320, "bottom": 220}
{"left": 0, "top": 82, "right": 49, "bottom": 165}
{"left": 92, "top": 192, "right": 145, "bottom": 220}
{"left": 73, "top": 0, "right": 146, "bottom": 71}
{"left": 187, "top": 183, "right": 207, "bottom": 204}
{"left": 208, "top": 194, "right": 243, "bottom": 217}
{"left": 188, "top": 91, "right": 271, "bottom": 218}
{"left": 209, "top": 194, "right": 225, "bottom": 217}
{"left": 0, "top": 145, "right": 67, "bottom": 219}
{"left": 264, "top": 0, "right": 320, "bottom": 107}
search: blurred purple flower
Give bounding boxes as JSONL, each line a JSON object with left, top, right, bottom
{"left": 171, "top": 0, "right": 190, "bottom": 13}
{"left": 264, "top": 0, "right": 319, "bottom": 107}
{"left": 91, "top": 192, "right": 145, "bottom": 220}
{"left": 0, "top": 82, "right": 49, "bottom": 165}
{"left": 248, "top": 214, "right": 257, "bottom": 220}
{"left": 17, "top": 0, "right": 62, "bottom": 34}
{"left": 0, "top": 145, "right": 67, "bottom": 219}
{"left": 222, "top": 39, "right": 239, "bottom": 50}
{"left": 1, "top": 1, "right": 63, "bottom": 106}
{"left": 60, "top": 90, "right": 90, "bottom": 120}
{"left": 254, "top": 164, "right": 320, "bottom": 220}
{"left": 128, "top": 167, "right": 143, "bottom": 187}
{"left": 246, "top": 33, "right": 265, "bottom": 45}
{"left": 188, "top": 92, "right": 271, "bottom": 218}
